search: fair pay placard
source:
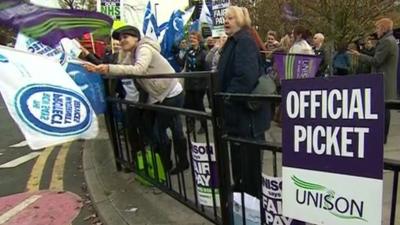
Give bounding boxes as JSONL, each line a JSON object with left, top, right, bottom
{"left": 282, "top": 74, "right": 384, "bottom": 225}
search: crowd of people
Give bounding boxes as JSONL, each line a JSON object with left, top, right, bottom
{"left": 80, "top": 5, "right": 398, "bottom": 197}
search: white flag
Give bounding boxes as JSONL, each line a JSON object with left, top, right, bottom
{"left": 0, "top": 46, "right": 98, "bottom": 150}
{"left": 15, "top": 33, "right": 82, "bottom": 67}
{"left": 199, "top": 0, "right": 213, "bottom": 26}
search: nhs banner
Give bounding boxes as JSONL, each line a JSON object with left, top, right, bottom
{"left": 0, "top": 46, "right": 98, "bottom": 150}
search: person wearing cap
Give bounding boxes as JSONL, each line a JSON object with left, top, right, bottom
{"left": 84, "top": 25, "right": 188, "bottom": 175}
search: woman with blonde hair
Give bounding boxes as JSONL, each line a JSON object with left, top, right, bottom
{"left": 217, "top": 6, "right": 271, "bottom": 197}
{"left": 84, "top": 25, "right": 188, "bottom": 175}
{"left": 278, "top": 33, "right": 293, "bottom": 53}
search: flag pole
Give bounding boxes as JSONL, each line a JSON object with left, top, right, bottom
{"left": 90, "top": 33, "right": 96, "bottom": 54}
{"left": 111, "top": 38, "right": 114, "bottom": 54}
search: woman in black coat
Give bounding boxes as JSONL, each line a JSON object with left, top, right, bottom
{"left": 183, "top": 32, "right": 208, "bottom": 134}
{"left": 217, "top": 6, "right": 271, "bottom": 197}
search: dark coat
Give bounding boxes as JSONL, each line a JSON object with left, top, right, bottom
{"left": 217, "top": 29, "right": 271, "bottom": 137}
{"left": 360, "top": 31, "right": 399, "bottom": 100}
{"left": 184, "top": 46, "right": 208, "bottom": 91}
{"left": 313, "top": 46, "right": 328, "bottom": 77}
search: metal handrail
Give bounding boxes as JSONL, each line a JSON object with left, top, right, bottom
{"left": 107, "top": 97, "right": 213, "bottom": 119}
{"left": 102, "top": 71, "right": 215, "bottom": 80}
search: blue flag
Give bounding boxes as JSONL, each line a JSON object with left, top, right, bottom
{"left": 190, "top": 20, "right": 201, "bottom": 33}
{"left": 66, "top": 63, "right": 106, "bottom": 114}
{"left": 160, "top": 10, "right": 184, "bottom": 72}
{"left": 142, "top": 1, "right": 160, "bottom": 40}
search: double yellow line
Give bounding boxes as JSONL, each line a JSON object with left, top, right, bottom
{"left": 26, "top": 142, "right": 71, "bottom": 192}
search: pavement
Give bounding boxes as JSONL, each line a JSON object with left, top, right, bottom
{"left": 83, "top": 116, "right": 212, "bottom": 225}
{"left": 83, "top": 110, "right": 400, "bottom": 225}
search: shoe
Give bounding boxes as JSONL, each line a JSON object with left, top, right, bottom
{"left": 186, "top": 118, "right": 195, "bottom": 133}
{"left": 169, "top": 138, "right": 189, "bottom": 175}
{"left": 169, "top": 163, "right": 189, "bottom": 175}
{"left": 156, "top": 140, "right": 173, "bottom": 172}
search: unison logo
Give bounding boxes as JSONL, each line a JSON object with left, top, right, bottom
{"left": 298, "top": 59, "right": 314, "bottom": 79}
{"left": 292, "top": 176, "right": 367, "bottom": 222}
{"left": 15, "top": 84, "right": 92, "bottom": 136}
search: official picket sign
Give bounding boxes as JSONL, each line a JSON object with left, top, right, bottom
{"left": 263, "top": 175, "right": 305, "bottom": 225}
{"left": 282, "top": 75, "right": 384, "bottom": 225}
{"left": 98, "top": 0, "right": 122, "bottom": 20}
{"left": 191, "top": 142, "right": 220, "bottom": 207}
{"left": 0, "top": 46, "right": 98, "bottom": 150}
{"left": 211, "top": 0, "right": 230, "bottom": 37}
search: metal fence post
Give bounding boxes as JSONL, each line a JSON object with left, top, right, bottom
{"left": 103, "top": 77, "right": 122, "bottom": 171}
{"left": 209, "top": 73, "right": 233, "bottom": 225}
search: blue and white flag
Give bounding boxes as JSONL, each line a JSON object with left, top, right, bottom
{"left": 66, "top": 62, "right": 106, "bottom": 114}
{"left": 199, "top": 0, "right": 213, "bottom": 26}
{"left": 142, "top": 1, "right": 159, "bottom": 40}
{"left": 15, "top": 33, "right": 72, "bottom": 67}
{"left": 182, "top": 6, "right": 195, "bottom": 26}
{"left": 0, "top": 46, "right": 98, "bottom": 150}
{"left": 15, "top": 33, "right": 106, "bottom": 114}
{"left": 160, "top": 10, "right": 184, "bottom": 72}
{"left": 190, "top": 20, "right": 201, "bottom": 32}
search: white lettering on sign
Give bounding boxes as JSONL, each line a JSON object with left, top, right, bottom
{"left": 286, "top": 89, "right": 378, "bottom": 120}
{"left": 287, "top": 88, "right": 377, "bottom": 159}
{"left": 293, "top": 125, "right": 368, "bottom": 158}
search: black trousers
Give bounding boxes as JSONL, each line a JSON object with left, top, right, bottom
{"left": 125, "top": 106, "right": 148, "bottom": 163}
{"left": 230, "top": 134, "right": 264, "bottom": 198}
{"left": 385, "top": 108, "right": 391, "bottom": 144}
{"left": 184, "top": 89, "right": 207, "bottom": 129}
{"left": 335, "top": 68, "right": 349, "bottom": 76}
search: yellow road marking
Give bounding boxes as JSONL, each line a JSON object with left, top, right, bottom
{"left": 50, "top": 142, "right": 71, "bottom": 191}
{"left": 26, "top": 147, "right": 54, "bottom": 192}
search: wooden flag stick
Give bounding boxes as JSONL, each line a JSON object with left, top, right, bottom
{"left": 90, "top": 33, "right": 96, "bottom": 54}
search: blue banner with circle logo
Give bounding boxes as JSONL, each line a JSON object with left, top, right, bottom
{"left": 0, "top": 46, "right": 98, "bottom": 150}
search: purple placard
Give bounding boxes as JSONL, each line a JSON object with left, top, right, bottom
{"left": 191, "top": 142, "right": 219, "bottom": 207}
{"left": 273, "top": 53, "right": 322, "bottom": 80}
{"left": 282, "top": 74, "right": 384, "bottom": 180}
{"left": 262, "top": 175, "right": 305, "bottom": 225}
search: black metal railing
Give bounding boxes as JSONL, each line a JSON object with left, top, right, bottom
{"left": 103, "top": 72, "right": 226, "bottom": 224}
{"left": 103, "top": 71, "right": 400, "bottom": 225}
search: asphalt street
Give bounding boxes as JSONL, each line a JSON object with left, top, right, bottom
{"left": 0, "top": 97, "right": 99, "bottom": 225}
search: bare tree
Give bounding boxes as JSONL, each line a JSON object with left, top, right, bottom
{"left": 236, "top": 0, "right": 399, "bottom": 44}
{"left": 235, "top": 0, "right": 292, "bottom": 40}
{"left": 0, "top": 26, "right": 16, "bottom": 46}
{"left": 58, "top": 0, "right": 76, "bottom": 9}
{"left": 58, "top": 0, "right": 97, "bottom": 10}
{"left": 290, "top": 0, "right": 398, "bottom": 44}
